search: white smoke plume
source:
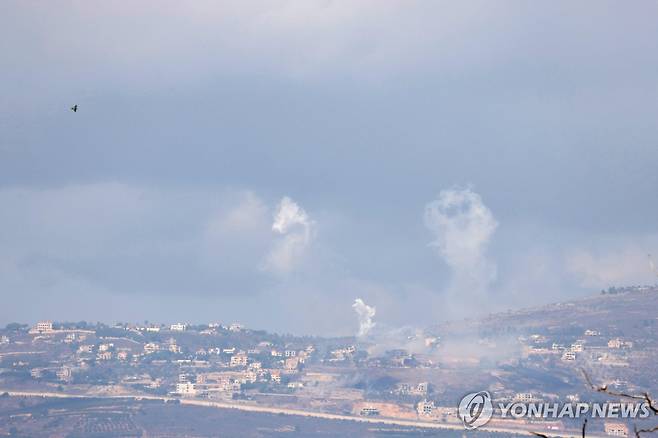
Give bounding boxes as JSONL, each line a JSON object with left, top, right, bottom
{"left": 264, "top": 196, "right": 315, "bottom": 274}
{"left": 352, "top": 298, "right": 376, "bottom": 337}
{"left": 424, "top": 188, "right": 498, "bottom": 308}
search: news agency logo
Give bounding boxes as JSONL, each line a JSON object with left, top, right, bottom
{"left": 458, "top": 389, "right": 652, "bottom": 430}
{"left": 458, "top": 391, "right": 493, "bottom": 430}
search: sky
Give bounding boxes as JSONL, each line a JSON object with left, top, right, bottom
{"left": 1, "top": 1, "right": 657, "bottom": 335}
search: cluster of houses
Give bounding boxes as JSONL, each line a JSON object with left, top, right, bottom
{"left": 522, "top": 329, "right": 635, "bottom": 365}
{"left": 17, "top": 320, "right": 322, "bottom": 397}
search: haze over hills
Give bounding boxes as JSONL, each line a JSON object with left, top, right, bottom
{"left": 2, "top": 285, "right": 658, "bottom": 437}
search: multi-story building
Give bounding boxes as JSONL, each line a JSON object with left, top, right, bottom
{"left": 98, "top": 343, "right": 113, "bottom": 352}
{"left": 230, "top": 354, "right": 248, "bottom": 367}
{"left": 56, "top": 367, "right": 72, "bottom": 381}
{"left": 562, "top": 351, "right": 576, "bottom": 361}
{"left": 514, "top": 393, "right": 534, "bottom": 403}
{"left": 77, "top": 344, "right": 94, "bottom": 354}
{"left": 144, "top": 343, "right": 160, "bottom": 354}
{"left": 31, "top": 321, "right": 53, "bottom": 334}
{"left": 417, "top": 400, "right": 435, "bottom": 416}
{"left": 176, "top": 382, "right": 197, "bottom": 396}
{"left": 608, "top": 338, "right": 623, "bottom": 349}
{"left": 604, "top": 422, "right": 629, "bottom": 436}
{"left": 170, "top": 323, "right": 187, "bottom": 332}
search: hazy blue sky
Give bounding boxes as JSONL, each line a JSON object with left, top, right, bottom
{"left": 1, "top": 1, "right": 657, "bottom": 335}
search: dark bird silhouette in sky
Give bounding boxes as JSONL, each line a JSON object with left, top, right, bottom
{"left": 70, "top": 104, "right": 78, "bottom": 112}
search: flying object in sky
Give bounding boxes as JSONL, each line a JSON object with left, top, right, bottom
{"left": 70, "top": 104, "right": 78, "bottom": 112}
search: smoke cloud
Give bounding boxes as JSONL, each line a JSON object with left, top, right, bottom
{"left": 352, "top": 298, "right": 376, "bottom": 337}
{"left": 264, "top": 196, "right": 315, "bottom": 275}
{"left": 424, "top": 188, "right": 498, "bottom": 310}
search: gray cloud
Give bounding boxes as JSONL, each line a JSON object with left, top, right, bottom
{"left": 565, "top": 237, "right": 658, "bottom": 289}
{"left": 1, "top": 2, "right": 658, "bottom": 333}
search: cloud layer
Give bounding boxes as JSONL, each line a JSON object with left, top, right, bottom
{"left": 1, "top": 2, "right": 658, "bottom": 333}
{"left": 566, "top": 240, "right": 658, "bottom": 289}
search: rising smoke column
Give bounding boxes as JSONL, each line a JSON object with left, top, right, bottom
{"left": 424, "top": 188, "right": 498, "bottom": 309}
{"left": 352, "top": 298, "right": 376, "bottom": 337}
{"left": 264, "top": 196, "right": 315, "bottom": 274}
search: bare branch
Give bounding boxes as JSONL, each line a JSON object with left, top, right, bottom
{"left": 634, "top": 424, "right": 658, "bottom": 437}
{"left": 581, "top": 368, "right": 658, "bottom": 414}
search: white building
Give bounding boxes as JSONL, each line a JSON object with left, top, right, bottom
{"left": 229, "top": 323, "right": 243, "bottom": 332}
{"left": 78, "top": 344, "right": 94, "bottom": 354}
{"left": 514, "top": 393, "right": 534, "bottom": 402}
{"left": 98, "top": 343, "right": 113, "bottom": 352}
{"left": 608, "top": 338, "right": 623, "bottom": 349}
{"left": 56, "top": 367, "right": 72, "bottom": 381}
{"left": 32, "top": 321, "right": 53, "bottom": 334}
{"left": 170, "top": 323, "right": 187, "bottom": 332}
{"left": 417, "top": 400, "right": 435, "bottom": 416}
{"left": 144, "top": 343, "right": 160, "bottom": 354}
{"left": 604, "top": 422, "right": 628, "bottom": 436}
{"left": 176, "top": 382, "right": 197, "bottom": 396}
{"left": 562, "top": 351, "right": 576, "bottom": 361}
{"left": 230, "top": 354, "right": 248, "bottom": 367}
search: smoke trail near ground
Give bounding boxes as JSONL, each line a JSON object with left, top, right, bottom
{"left": 264, "top": 196, "right": 315, "bottom": 275}
{"left": 424, "top": 188, "right": 498, "bottom": 311}
{"left": 353, "top": 298, "right": 376, "bottom": 337}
